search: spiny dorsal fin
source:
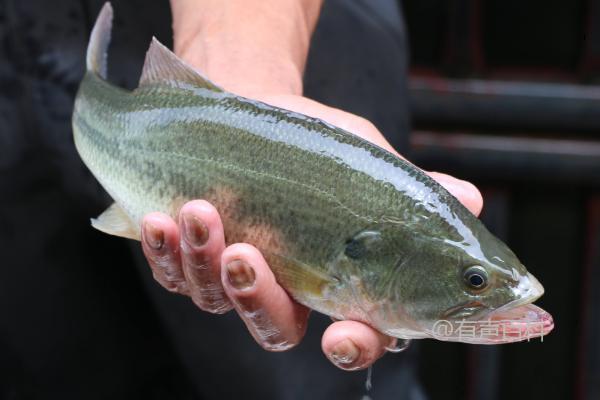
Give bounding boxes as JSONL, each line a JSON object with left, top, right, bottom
{"left": 86, "top": 2, "right": 113, "bottom": 79}
{"left": 91, "top": 202, "right": 140, "bottom": 240}
{"left": 139, "top": 37, "right": 224, "bottom": 92}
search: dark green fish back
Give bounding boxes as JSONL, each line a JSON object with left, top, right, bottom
{"left": 75, "top": 71, "right": 475, "bottom": 270}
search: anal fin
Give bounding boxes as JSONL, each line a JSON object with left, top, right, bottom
{"left": 91, "top": 202, "right": 140, "bottom": 240}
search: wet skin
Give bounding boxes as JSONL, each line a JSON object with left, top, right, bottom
{"left": 78, "top": 3, "right": 551, "bottom": 372}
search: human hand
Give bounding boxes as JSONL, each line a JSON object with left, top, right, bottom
{"left": 143, "top": 0, "right": 483, "bottom": 371}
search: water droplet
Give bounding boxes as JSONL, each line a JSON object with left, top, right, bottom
{"left": 385, "top": 338, "right": 411, "bottom": 353}
{"left": 365, "top": 365, "right": 373, "bottom": 391}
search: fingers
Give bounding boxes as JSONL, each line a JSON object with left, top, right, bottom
{"left": 178, "top": 200, "right": 233, "bottom": 314}
{"left": 322, "top": 320, "right": 394, "bottom": 371}
{"left": 428, "top": 172, "right": 483, "bottom": 216}
{"left": 141, "top": 201, "right": 233, "bottom": 313}
{"left": 221, "top": 243, "right": 310, "bottom": 351}
{"left": 142, "top": 213, "right": 189, "bottom": 294}
{"left": 142, "top": 200, "right": 398, "bottom": 366}
{"left": 142, "top": 205, "right": 310, "bottom": 350}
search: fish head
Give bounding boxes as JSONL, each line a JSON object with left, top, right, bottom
{"left": 433, "top": 235, "right": 553, "bottom": 344}
{"left": 398, "top": 223, "right": 554, "bottom": 344}
{"left": 342, "top": 222, "right": 554, "bottom": 344}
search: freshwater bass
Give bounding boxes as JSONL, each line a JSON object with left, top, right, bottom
{"left": 73, "top": 3, "right": 553, "bottom": 344}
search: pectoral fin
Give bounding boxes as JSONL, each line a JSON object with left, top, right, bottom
{"left": 91, "top": 203, "right": 140, "bottom": 240}
{"left": 267, "top": 253, "right": 334, "bottom": 297}
{"left": 267, "top": 253, "right": 350, "bottom": 320}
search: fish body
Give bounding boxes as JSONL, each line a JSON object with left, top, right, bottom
{"left": 73, "top": 3, "right": 553, "bottom": 343}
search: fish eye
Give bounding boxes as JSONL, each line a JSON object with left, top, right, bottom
{"left": 463, "top": 266, "right": 488, "bottom": 290}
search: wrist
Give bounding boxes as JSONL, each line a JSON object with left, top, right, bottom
{"left": 170, "top": 0, "right": 322, "bottom": 97}
{"left": 175, "top": 33, "right": 305, "bottom": 97}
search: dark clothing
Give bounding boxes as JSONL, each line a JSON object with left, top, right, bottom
{"left": 0, "top": 0, "right": 421, "bottom": 398}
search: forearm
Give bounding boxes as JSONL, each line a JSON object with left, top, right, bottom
{"left": 170, "top": 0, "right": 323, "bottom": 96}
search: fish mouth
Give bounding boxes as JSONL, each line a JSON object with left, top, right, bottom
{"left": 432, "top": 273, "right": 554, "bottom": 344}
{"left": 481, "top": 303, "right": 554, "bottom": 343}
{"left": 477, "top": 272, "right": 553, "bottom": 343}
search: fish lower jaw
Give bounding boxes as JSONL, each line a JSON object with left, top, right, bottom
{"left": 424, "top": 303, "right": 554, "bottom": 344}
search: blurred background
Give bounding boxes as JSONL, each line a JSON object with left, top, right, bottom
{"left": 1, "top": 0, "right": 599, "bottom": 399}
{"left": 401, "top": 1, "right": 600, "bottom": 399}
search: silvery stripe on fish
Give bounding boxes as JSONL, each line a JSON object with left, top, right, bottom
{"left": 72, "top": 3, "right": 552, "bottom": 343}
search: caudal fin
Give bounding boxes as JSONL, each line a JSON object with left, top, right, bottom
{"left": 86, "top": 2, "right": 113, "bottom": 79}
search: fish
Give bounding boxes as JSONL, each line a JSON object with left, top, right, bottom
{"left": 72, "top": 3, "right": 553, "bottom": 344}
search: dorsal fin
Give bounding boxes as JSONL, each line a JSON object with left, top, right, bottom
{"left": 139, "top": 37, "right": 223, "bottom": 92}
{"left": 86, "top": 2, "right": 113, "bottom": 79}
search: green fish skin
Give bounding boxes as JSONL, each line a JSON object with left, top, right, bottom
{"left": 73, "top": 3, "right": 553, "bottom": 344}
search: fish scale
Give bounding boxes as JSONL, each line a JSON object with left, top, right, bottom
{"left": 72, "top": 3, "right": 553, "bottom": 343}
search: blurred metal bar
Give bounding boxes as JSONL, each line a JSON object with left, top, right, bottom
{"left": 409, "top": 77, "right": 600, "bottom": 132}
{"left": 410, "top": 131, "right": 600, "bottom": 185}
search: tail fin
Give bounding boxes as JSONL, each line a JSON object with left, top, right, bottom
{"left": 86, "top": 2, "right": 113, "bottom": 79}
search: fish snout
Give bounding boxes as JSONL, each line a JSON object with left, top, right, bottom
{"left": 513, "top": 272, "right": 544, "bottom": 303}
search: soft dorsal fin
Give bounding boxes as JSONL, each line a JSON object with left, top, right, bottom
{"left": 91, "top": 202, "right": 140, "bottom": 240}
{"left": 139, "top": 37, "right": 224, "bottom": 92}
{"left": 86, "top": 2, "right": 113, "bottom": 79}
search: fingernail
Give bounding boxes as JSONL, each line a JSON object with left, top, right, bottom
{"left": 144, "top": 221, "right": 164, "bottom": 250}
{"left": 330, "top": 339, "right": 360, "bottom": 367}
{"left": 183, "top": 212, "right": 209, "bottom": 246}
{"left": 226, "top": 260, "right": 256, "bottom": 290}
